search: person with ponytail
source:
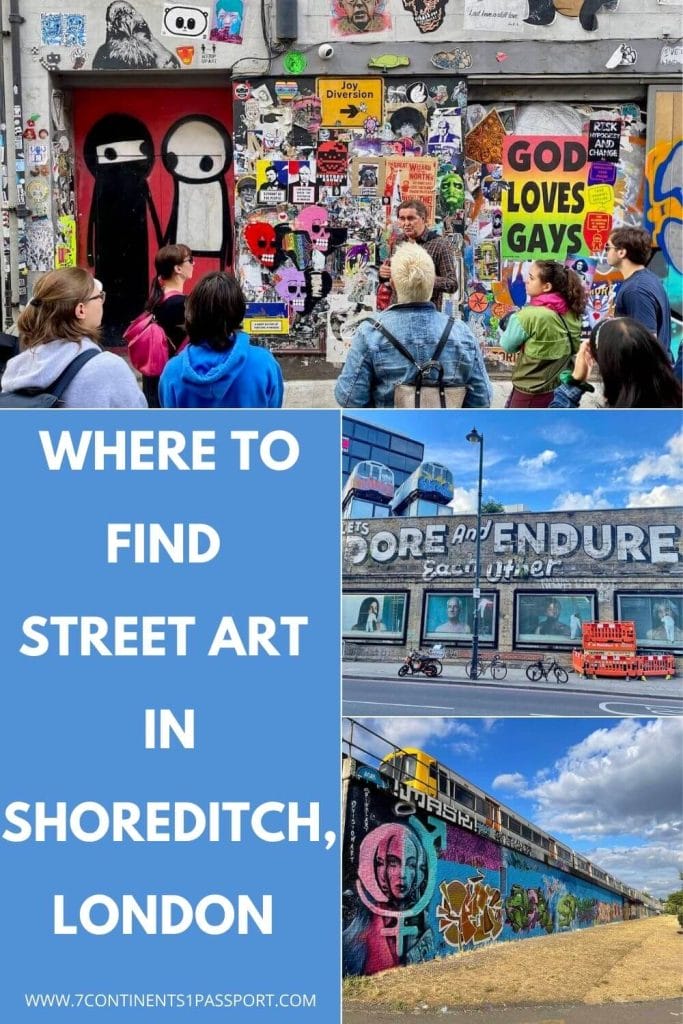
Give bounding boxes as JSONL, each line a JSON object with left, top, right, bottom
{"left": 141, "top": 243, "right": 194, "bottom": 407}
{"left": 500, "top": 260, "right": 585, "bottom": 408}
{"left": 1, "top": 267, "right": 146, "bottom": 408}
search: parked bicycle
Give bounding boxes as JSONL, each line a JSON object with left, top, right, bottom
{"left": 525, "top": 657, "right": 569, "bottom": 684}
{"left": 465, "top": 653, "right": 508, "bottom": 680}
{"left": 398, "top": 646, "right": 444, "bottom": 678}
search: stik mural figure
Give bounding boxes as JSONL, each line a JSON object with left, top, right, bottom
{"left": 83, "top": 113, "right": 162, "bottom": 343}
{"left": 161, "top": 115, "right": 233, "bottom": 266}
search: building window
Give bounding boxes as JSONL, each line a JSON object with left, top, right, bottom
{"left": 423, "top": 591, "right": 497, "bottom": 646}
{"left": 342, "top": 591, "right": 409, "bottom": 641}
{"left": 615, "top": 592, "right": 683, "bottom": 653}
{"left": 515, "top": 591, "right": 596, "bottom": 648}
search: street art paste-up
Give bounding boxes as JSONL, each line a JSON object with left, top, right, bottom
{"left": 83, "top": 113, "right": 162, "bottom": 338}
{"left": 256, "top": 159, "right": 288, "bottom": 204}
{"left": 525, "top": 0, "right": 618, "bottom": 30}
{"left": 41, "top": 13, "right": 87, "bottom": 48}
{"left": 330, "top": 0, "right": 392, "bottom": 36}
{"left": 431, "top": 49, "right": 472, "bottom": 71}
{"left": 93, "top": 2, "right": 180, "bottom": 69}
{"left": 316, "top": 139, "right": 349, "bottom": 191}
{"left": 161, "top": 115, "right": 233, "bottom": 264}
{"left": 210, "top": 0, "right": 244, "bottom": 43}
{"left": 288, "top": 161, "right": 317, "bottom": 204}
{"left": 463, "top": 0, "right": 524, "bottom": 32}
{"left": 161, "top": 5, "right": 211, "bottom": 40}
{"left": 402, "top": 0, "right": 450, "bottom": 33}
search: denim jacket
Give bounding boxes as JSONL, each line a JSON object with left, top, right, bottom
{"left": 334, "top": 302, "right": 492, "bottom": 408}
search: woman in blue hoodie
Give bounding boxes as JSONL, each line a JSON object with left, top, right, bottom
{"left": 159, "top": 272, "right": 283, "bottom": 408}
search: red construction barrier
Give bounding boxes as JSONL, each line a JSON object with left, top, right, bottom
{"left": 581, "top": 621, "right": 636, "bottom": 652}
{"left": 573, "top": 650, "right": 676, "bottom": 679}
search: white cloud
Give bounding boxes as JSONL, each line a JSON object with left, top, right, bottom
{"left": 628, "top": 430, "right": 683, "bottom": 485}
{"left": 552, "top": 488, "right": 612, "bottom": 511}
{"left": 583, "top": 842, "right": 683, "bottom": 899}
{"left": 519, "top": 450, "right": 557, "bottom": 473}
{"left": 492, "top": 772, "right": 527, "bottom": 793}
{"left": 627, "top": 484, "right": 683, "bottom": 508}
{"left": 449, "top": 487, "right": 478, "bottom": 513}
{"left": 528, "top": 719, "right": 683, "bottom": 845}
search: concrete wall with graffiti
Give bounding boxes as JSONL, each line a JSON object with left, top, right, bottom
{"left": 302, "top": 0, "right": 681, "bottom": 43}
{"left": 16, "top": 0, "right": 264, "bottom": 74}
{"left": 342, "top": 767, "right": 625, "bottom": 976}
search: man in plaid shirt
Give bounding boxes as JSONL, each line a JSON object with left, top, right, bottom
{"left": 379, "top": 199, "right": 458, "bottom": 310}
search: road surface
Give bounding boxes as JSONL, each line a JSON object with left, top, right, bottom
{"left": 343, "top": 676, "right": 683, "bottom": 717}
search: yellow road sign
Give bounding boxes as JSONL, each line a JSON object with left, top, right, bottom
{"left": 317, "top": 78, "right": 383, "bottom": 128}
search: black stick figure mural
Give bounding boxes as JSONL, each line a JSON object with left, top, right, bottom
{"left": 84, "top": 113, "right": 162, "bottom": 343}
{"left": 93, "top": 2, "right": 181, "bottom": 69}
{"left": 161, "top": 115, "right": 233, "bottom": 267}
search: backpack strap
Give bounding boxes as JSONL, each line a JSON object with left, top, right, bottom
{"left": 370, "top": 316, "right": 455, "bottom": 407}
{"left": 555, "top": 313, "right": 574, "bottom": 352}
{"left": 48, "top": 349, "right": 101, "bottom": 400}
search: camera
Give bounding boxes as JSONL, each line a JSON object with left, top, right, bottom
{"left": 318, "top": 43, "right": 334, "bottom": 60}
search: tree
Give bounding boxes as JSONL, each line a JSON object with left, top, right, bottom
{"left": 663, "top": 889, "right": 683, "bottom": 916}
{"left": 481, "top": 497, "right": 505, "bottom": 513}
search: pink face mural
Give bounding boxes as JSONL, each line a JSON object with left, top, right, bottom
{"left": 274, "top": 265, "right": 306, "bottom": 310}
{"left": 294, "top": 205, "right": 330, "bottom": 252}
{"left": 357, "top": 822, "right": 426, "bottom": 912}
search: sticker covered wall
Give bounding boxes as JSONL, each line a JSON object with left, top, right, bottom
{"left": 233, "top": 76, "right": 467, "bottom": 356}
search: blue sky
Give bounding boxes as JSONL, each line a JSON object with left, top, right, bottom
{"left": 347, "top": 410, "right": 682, "bottom": 512}
{"left": 344, "top": 716, "right": 683, "bottom": 898}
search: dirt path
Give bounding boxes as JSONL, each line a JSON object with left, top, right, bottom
{"left": 343, "top": 916, "right": 682, "bottom": 1015}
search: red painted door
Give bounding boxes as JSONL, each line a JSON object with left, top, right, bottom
{"left": 73, "top": 88, "right": 233, "bottom": 344}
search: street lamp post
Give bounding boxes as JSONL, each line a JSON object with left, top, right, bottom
{"left": 466, "top": 428, "right": 484, "bottom": 680}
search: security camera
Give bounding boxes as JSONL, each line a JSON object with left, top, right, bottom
{"left": 318, "top": 43, "right": 334, "bottom": 60}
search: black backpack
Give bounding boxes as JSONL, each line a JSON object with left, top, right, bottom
{"left": 0, "top": 349, "right": 101, "bottom": 408}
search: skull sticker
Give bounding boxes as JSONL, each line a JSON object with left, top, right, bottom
{"left": 244, "top": 222, "right": 278, "bottom": 266}
{"left": 402, "top": 0, "right": 450, "bottom": 33}
{"left": 274, "top": 265, "right": 307, "bottom": 311}
{"left": 295, "top": 205, "right": 331, "bottom": 252}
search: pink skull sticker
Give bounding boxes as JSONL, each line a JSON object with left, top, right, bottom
{"left": 294, "top": 205, "right": 330, "bottom": 252}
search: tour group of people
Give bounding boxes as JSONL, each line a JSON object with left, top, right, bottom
{"left": 0, "top": 202, "right": 680, "bottom": 409}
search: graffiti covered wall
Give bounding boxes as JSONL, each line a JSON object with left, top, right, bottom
{"left": 342, "top": 773, "right": 625, "bottom": 976}
{"left": 233, "top": 75, "right": 467, "bottom": 354}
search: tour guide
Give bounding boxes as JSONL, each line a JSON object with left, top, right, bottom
{"left": 379, "top": 199, "right": 458, "bottom": 310}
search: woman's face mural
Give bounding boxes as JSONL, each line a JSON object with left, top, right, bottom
{"left": 357, "top": 823, "right": 426, "bottom": 912}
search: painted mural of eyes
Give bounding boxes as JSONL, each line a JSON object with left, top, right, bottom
{"left": 199, "top": 155, "right": 214, "bottom": 172}
{"left": 95, "top": 139, "right": 148, "bottom": 164}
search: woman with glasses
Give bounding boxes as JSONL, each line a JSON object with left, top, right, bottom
{"left": 0, "top": 267, "right": 146, "bottom": 407}
{"left": 140, "top": 243, "right": 195, "bottom": 407}
{"left": 550, "top": 317, "right": 682, "bottom": 408}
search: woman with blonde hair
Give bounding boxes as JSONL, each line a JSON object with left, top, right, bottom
{"left": 335, "top": 242, "right": 491, "bottom": 408}
{"left": 140, "top": 243, "right": 194, "bottom": 407}
{"left": 0, "top": 267, "right": 146, "bottom": 407}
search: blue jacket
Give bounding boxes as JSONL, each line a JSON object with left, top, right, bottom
{"left": 334, "top": 302, "right": 492, "bottom": 408}
{"left": 159, "top": 332, "right": 283, "bottom": 409}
